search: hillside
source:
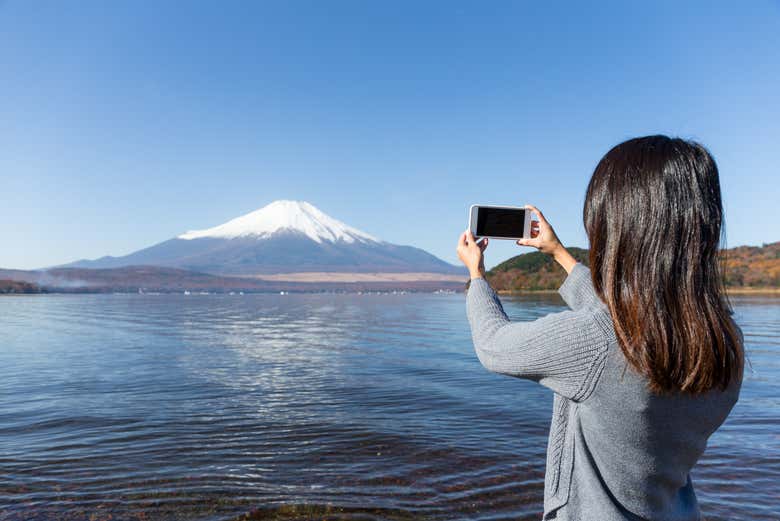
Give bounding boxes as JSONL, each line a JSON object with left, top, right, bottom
{"left": 0, "top": 279, "right": 45, "bottom": 294}
{"left": 486, "top": 242, "right": 780, "bottom": 292}
{"left": 486, "top": 247, "right": 590, "bottom": 291}
{"left": 721, "top": 241, "right": 780, "bottom": 287}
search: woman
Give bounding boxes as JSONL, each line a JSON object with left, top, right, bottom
{"left": 456, "top": 135, "right": 744, "bottom": 521}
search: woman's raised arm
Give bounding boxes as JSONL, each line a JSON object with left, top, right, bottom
{"left": 466, "top": 274, "right": 609, "bottom": 402}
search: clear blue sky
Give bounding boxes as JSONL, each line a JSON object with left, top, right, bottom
{"left": 2, "top": 1, "right": 778, "bottom": 270}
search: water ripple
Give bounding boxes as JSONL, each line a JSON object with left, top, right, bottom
{"left": 0, "top": 293, "right": 777, "bottom": 520}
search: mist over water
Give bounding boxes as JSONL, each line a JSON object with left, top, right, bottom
{"left": 0, "top": 293, "right": 777, "bottom": 520}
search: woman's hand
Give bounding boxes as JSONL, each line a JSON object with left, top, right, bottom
{"left": 457, "top": 230, "right": 489, "bottom": 279}
{"left": 517, "top": 204, "right": 577, "bottom": 274}
{"left": 516, "top": 204, "right": 563, "bottom": 254}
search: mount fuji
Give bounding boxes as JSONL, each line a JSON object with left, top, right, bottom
{"left": 64, "top": 200, "right": 462, "bottom": 277}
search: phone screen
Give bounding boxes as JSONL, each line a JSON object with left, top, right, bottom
{"left": 476, "top": 207, "right": 526, "bottom": 237}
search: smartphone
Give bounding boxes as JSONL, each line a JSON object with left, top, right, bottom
{"left": 468, "top": 204, "right": 532, "bottom": 240}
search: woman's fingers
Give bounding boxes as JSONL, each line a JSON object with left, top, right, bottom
{"left": 517, "top": 237, "right": 541, "bottom": 248}
{"left": 457, "top": 229, "right": 487, "bottom": 274}
{"left": 525, "top": 204, "right": 548, "bottom": 227}
{"left": 525, "top": 204, "right": 547, "bottom": 224}
{"left": 457, "top": 233, "right": 469, "bottom": 260}
{"left": 520, "top": 216, "right": 542, "bottom": 247}
{"left": 531, "top": 220, "right": 540, "bottom": 238}
{"left": 458, "top": 230, "right": 482, "bottom": 251}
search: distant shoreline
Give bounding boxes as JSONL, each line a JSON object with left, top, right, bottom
{"left": 725, "top": 287, "right": 780, "bottom": 295}
{"left": 243, "top": 271, "right": 466, "bottom": 283}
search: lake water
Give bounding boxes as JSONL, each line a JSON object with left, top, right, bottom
{"left": 0, "top": 293, "right": 778, "bottom": 520}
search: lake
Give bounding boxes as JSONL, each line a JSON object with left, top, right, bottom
{"left": 0, "top": 293, "right": 777, "bottom": 520}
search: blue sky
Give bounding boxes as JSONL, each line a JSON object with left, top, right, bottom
{"left": 1, "top": 1, "right": 778, "bottom": 270}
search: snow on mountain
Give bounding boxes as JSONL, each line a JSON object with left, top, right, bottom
{"left": 178, "top": 200, "right": 379, "bottom": 244}
{"left": 60, "top": 200, "right": 462, "bottom": 276}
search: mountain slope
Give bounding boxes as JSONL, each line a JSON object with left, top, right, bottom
{"left": 64, "top": 200, "right": 461, "bottom": 275}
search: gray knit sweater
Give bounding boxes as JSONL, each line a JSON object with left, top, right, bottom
{"left": 466, "top": 262, "right": 742, "bottom": 520}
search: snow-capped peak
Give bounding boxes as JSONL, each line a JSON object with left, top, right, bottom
{"left": 178, "top": 200, "right": 380, "bottom": 244}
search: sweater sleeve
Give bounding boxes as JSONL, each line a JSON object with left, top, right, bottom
{"left": 466, "top": 272, "right": 608, "bottom": 401}
{"left": 558, "top": 262, "right": 603, "bottom": 311}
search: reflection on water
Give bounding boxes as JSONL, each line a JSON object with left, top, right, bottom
{"left": 0, "top": 293, "right": 777, "bottom": 520}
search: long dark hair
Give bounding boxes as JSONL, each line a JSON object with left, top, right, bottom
{"left": 584, "top": 135, "right": 743, "bottom": 395}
